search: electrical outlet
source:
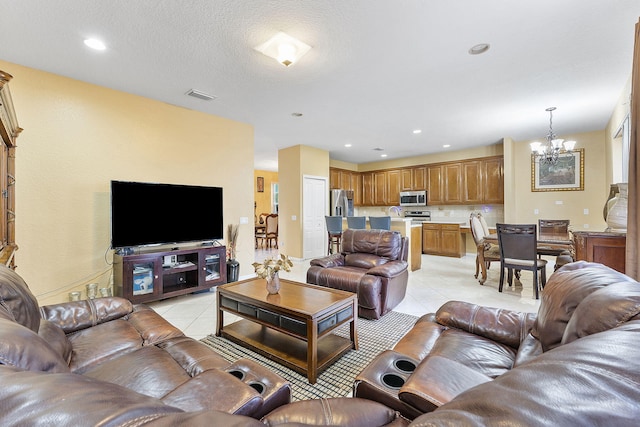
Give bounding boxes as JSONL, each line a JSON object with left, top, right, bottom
{"left": 583, "top": 224, "right": 590, "bottom": 229}
{"left": 583, "top": 209, "right": 589, "bottom": 215}
{"left": 291, "top": 215, "right": 297, "bottom": 221}
{"left": 534, "top": 209, "right": 539, "bottom": 215}
{"left": 239, "top": 216, "right": 249, "bottom": 224}
{"left": 555, "top": 200, "right": 563, "bottom": 205}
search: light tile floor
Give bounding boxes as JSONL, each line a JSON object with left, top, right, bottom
{"left": 149, "top": 249, "right": 548, "bottom": 340}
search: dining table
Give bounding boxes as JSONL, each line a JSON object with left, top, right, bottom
{"left": 479, "top": 230, "right": 572, "bottom": 285}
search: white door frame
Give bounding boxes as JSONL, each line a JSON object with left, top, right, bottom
{"left": 302, "top": 175, "right": 328, "bottom": 259}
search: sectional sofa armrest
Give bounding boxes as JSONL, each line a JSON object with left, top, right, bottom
{"left": 398, "top": 355, "right": 492, "bottom": 413}
{"left": 39, "top": 297, "right": 134, "bottom": 334}
{"left": 309, "top": 253, "right": 345, "bottom": 268}
{"left": 435, "top": 301, "right": 536, "bottom": 349}
{"left": 367, "top": 260, "right": 408, "bottom": 278}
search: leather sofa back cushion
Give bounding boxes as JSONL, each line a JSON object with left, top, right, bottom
{"left": 341, "top": 229, "right": 402, "bottom": 260}
{"left": 0, "top": 318, "right": 70, "bottom": 373}
{"left": 38, "top": 319, "right": 73, "bottom": 365}
{"left": 561, "top": 281, "right": 640, "bottom": 345}
{"left": 345, "top": 253, "right": 388, "bottom": 269}
{"left": 40, "top": 297, "right": 134, "bottom": 334}
{"left": 531, "top": 261, "right": 636, "bottom": 352}
{"left": 0, "top": 265, "right": 41, "bottom": 332}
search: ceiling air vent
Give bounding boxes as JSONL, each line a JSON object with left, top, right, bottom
{"left": 185, "top": 89, "right": 217, "bottom": 101}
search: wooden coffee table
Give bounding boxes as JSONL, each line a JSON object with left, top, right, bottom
{"left": 216, "top": 277, "right": 358, "bottom": 384}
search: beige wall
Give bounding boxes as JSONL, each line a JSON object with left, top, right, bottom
{"left": 1, "top": 60, "right": 255, "bottom": 305}
{"left": 278, "top": 145, "right": 329, "bottom": 258}
{"left": 507, "top": 130, "right": 608, "bottom": 231}
{"left": 254, "top": 169, "right": 278, "bottom": 220}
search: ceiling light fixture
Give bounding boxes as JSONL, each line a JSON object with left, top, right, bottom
{"left": 530, "top": 107, "right": 576, "bottom": 165}
{"left": 84, "top": 38, "right": 106, "bottom": 50}
{"left": 468, "top": 43, "right": 490, "bottom": 55}
{"left": 254, "top": 31, "right": 311, "bottom": 67}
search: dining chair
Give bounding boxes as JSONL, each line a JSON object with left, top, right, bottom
{"left": 537, "top": 219, "right": 570, "bottom": 257}
{"left": 469, "top": 213, "right": 501, "bottom": 284}
{"left": 256, "top": 214, "right": 278, "bottom": 248}
{"left": 369, "top": 216, "right": 391, "bottom": 230}
{"left": 496, "top": 223, "right": 547, "bottom": 299}
{"left": 325, "top": 216, "right": 343, "bottom": 255}
{"left": 346, "top": 216, "right": 366, "bottom": 229}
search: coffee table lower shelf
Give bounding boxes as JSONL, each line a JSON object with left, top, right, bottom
{"left": 220, "top": 319, "right": 354, "bottom": 383}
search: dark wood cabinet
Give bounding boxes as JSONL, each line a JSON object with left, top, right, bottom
{"left": 0, "top": 71, "right": 22, "bottom": 268}
{"left": 572, "top": 231, "right": 626, "bottom": 273}
{"left": 114, "top": 245, "right": 226, "bottom": 304}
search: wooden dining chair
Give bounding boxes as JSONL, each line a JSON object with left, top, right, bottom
{"left": 496, "top": 223, "right": 547, "bottom": 299}
{"left": 469, "top": 213, "right": 501, "bottom": 284}
{"left": 256, "top": 214, "right": 278, "bottom": 248}
{"left": 346, "top": 216, "right": 366, "bottom": 229}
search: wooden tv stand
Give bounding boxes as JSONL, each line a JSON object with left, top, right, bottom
{"left": 113, "top": 245, "right": 226, "bottom": 304}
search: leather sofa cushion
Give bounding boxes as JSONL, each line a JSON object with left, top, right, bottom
{"left": 40, "top": 297, "right": 135, "bottom": 334}
{"left": 398, "top": 355, "right": 491, "bottom": 412}
{"left": 561, "top": 281, "right": 640, "bottom": 345}
{"left": 345, "top": 253, "right": 388, "bottom": 269}
{"left": 341, "top": 229, "right": 402, "bottom": 260}
{"left": 262, "top": 397, "right": 405, "bottom": 427}
{"left": 38, "top": 319, "right": 73, "bottom": 365}
{"left": 0, "top": 265, "right": 41, "bottom": 332}
{"left": 532, "top": 261, "right": 636, "bottom": 352}
{"left": 0, "top": 318, "right": 70, "bottom": 373}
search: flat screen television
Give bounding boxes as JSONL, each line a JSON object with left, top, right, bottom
{"left": 110, "top": 180, "right": 223, "bottom": 249}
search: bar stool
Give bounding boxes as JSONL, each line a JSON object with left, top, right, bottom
{"left": 347, "top": 216, "right": 366, "bottom": 229}
{"left": 325, "top": 216, "right": 343, "bottom": 255}
{"left": 369, "top": 216, "right": 391, "bottom": 230}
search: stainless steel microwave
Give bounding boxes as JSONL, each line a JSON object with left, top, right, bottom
{"left": 399, "top": 190, "right": 427, "bottom": 207}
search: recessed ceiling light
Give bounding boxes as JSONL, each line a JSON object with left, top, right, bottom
{"left": 84, "top": 38, "right": 106, "bottom": 50}
{"left": 381, "top": 154, "right": 388, "bottom": 158}
{"left": 345, "top": 144, "right": 352, "bottom": 148}
{"left": 468, "top": 43, "right": 490, "bottom": 55}
{"left": 443, "top": 144, "right": 451, "bottom": 148}
{"left": 413, "top": 129, "right": 422, "bottom": 134}
{"left": 291, "top": 112, "right": 303, "bottom": 117}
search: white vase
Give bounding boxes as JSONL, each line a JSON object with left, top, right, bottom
{"left": 606, "top": 183, "right": 628, "bottom": 232}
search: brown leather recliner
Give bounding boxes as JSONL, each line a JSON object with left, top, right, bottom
{"left": 354, "top": 261, "right": 640, "bottom": 421}
{"left": 306, "top": 229, "right": 409, "bottom": 320}
{"left": 0, "top": 265, "right": 291, "bottom": 422}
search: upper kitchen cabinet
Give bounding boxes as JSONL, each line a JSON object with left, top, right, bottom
{"left": 373, "top": 171, "right": 387, "bottom": 205}
{"left": 400, "top": 169, "right": 413, "bottom": 191}
{"left": 412, "top": 167, "right": 427, "bottom": 191}
{"left": 443, "top": 163, "right": 463, "bottom": 204}
{"left": 462, "top": 160, "right": 483, "bottom": 204}
{"left": 386, "top": 170, "right": 401, "bottom": 206}
{"left": 481, "top": 157, "right": 504, "bottom": 204}
{"left": 361, "top": 172, "right": 374, "bottom": 206}
{"left": 427, "top": 165, "right": 444, "bottom": 204}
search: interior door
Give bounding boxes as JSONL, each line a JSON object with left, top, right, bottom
{"left": 303, "top": 176, "right": 327, "bottom": 259}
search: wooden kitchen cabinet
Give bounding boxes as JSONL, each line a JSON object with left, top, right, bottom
{"left": 386, "top": 170, "right": 401, "bottom": 205}
{"left": 427, "top": 165, "right": 443, "bottom": 204}
{"left": 482, "top": 157, "right": 504, "bottom": 204}
{"left": 443, "top": 163, "right": 463, "bottom": 204}
{"left": 329, "top": 168, "right": 341, "bottom": 189}
{"left": 573, "top": 231, "right": 626, "bottom": 273}
{"left": 373, "top": 171, "right": 387, "bottom": 205}
{"left": 422, "top": 223, "right": 465, "bottom": 257}
{"left": 463, "top": 160, "right": 483, "bottom": 204}
{"left": 412, "top": 167, "right": 426, "bottom": 190}
{"left": 351, "top": 172, "right": 362, "bottom": 206}
{"left": 361, "top": 172, "right": 374, "bottom": 206}
{"left": 401, "top": 169, "right": 413, "bottom": 191}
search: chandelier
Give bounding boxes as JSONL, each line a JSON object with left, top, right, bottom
{"left": 530, "top": 107, "right": 576, "bottom": 165}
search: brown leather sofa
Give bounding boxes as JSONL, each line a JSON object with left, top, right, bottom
{"left": 354, "top": 261, "right": 640, "bottom": 424}
{"left": 306, "top": 229, "right": 409, "bottom": 319}
{"left": 0, "top": 264, "right": 291, "bottom": 424}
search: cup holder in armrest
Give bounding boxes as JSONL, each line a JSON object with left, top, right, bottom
{"left": 382, "top": 373, "right": 405, "bottom": 389}
{"left": 227, "top": 369, "right": 246, "bottom": 381}
{"left": 394, "top": 359, "right": 417, "bottom": 373}
{"left": 248, "top": 381, "right": 266, "bottom": 394}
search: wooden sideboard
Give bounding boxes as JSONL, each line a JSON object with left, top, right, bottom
{"left": 572, "top": 231, "right": 626, "bottom": 273}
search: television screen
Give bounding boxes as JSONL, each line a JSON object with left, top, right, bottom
{"left": 110, "top": 181, "right": 223, "bottom": 248}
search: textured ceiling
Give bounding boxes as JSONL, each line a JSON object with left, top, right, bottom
{"left": 1, "top": 1, "right": 640, "bottom": 171}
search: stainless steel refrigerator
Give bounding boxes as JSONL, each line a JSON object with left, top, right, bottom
{"left": 330, "top": 189, "right": 354, "bottom": 217}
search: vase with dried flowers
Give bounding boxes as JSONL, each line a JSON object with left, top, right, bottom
{"left": 252, "top": 254, "right": 293, "bottom": 294}
{"left": 226, "top": 224, "right": 240, "bottom": 283}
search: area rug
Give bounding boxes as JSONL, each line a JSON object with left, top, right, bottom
{"left": 200, "top": 311, "right": 419, "bottom": 401}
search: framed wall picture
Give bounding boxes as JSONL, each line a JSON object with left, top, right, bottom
{"left": 531, "top": 148, "right": 584, "bottom": 192}
{"left": 257, "top": 176, "right": 264, "bottom": 192}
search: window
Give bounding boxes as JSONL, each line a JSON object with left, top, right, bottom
{"left": 271, "top": 183, "right": 279, "bottom": 213}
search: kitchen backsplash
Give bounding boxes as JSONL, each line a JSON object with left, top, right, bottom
{"left": 355, "top": 205, "right": 504, "bottom": 227}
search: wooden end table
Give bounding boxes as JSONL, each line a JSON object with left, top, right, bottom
{"left": 216, "top": 277, "right": 358, "bottom": 384}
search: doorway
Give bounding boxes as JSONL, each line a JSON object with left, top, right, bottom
{"left": 303, "top": 175, "right": 328, "bottom": 259}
